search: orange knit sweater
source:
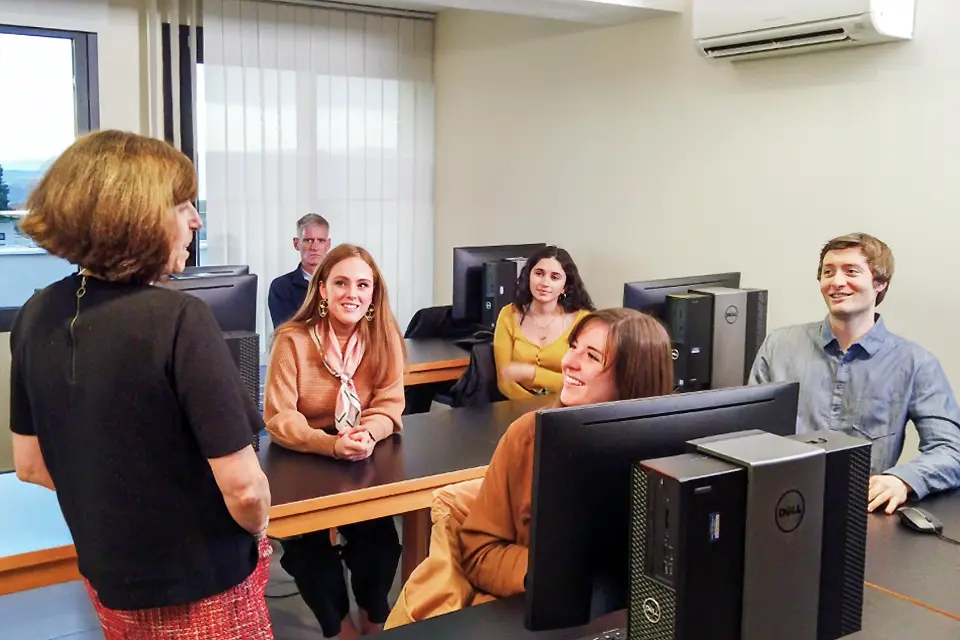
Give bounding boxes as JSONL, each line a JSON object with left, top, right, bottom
{"left": 263, "top": 327, "right": 405, "bottom": 457}
{"left": 458, "top": 411, "right": 537, "bottom": 598}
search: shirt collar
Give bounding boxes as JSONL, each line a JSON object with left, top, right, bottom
{"left": 821, "top": 314, "right": 890, "bottom": 356}
{"left": 289, "top": 264, "right": 310, "bottom": 287}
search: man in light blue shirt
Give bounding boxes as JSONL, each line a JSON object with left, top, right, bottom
{"left": 750, "top": 233, "right": 960, "bottom": 513}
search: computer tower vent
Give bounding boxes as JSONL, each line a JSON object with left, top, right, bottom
{"left": 628, "top": 467, "right": 677, "bottom": 640}
{"left": 839, "top": 445, "right": 870, "bottom": 635}
{"left": 787, "top": 431, "right": 870, "bottom": 640}
{"left": 223, "top": 331, "right": 262, "bottom": 451}
{"left": 743, "top": 289, "right": 768, "bottom": 384}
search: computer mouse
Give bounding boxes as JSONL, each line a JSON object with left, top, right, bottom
{"left": 896, "top": 506, "right": 943, "bottom": 535}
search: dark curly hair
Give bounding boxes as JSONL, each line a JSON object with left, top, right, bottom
{"left": 513, "top": 245, "right": 595, "bottom": 318}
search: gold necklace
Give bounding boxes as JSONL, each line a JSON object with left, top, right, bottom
{"left": 530, "top": 310, "right": 562, "bottom": 342}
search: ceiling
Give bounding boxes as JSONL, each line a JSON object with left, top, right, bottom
{"left": 329, "top": 0, "right": 682, "bottom": 24}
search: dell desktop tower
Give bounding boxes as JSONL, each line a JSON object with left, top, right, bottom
{"left": 481, "top": 259, "right": 520, "bottom": 330}
{"left": 665, "top": 293, "right": 713, "bottom": 392}
{"left": 788, "top": 431, "right": 871, "bottom": 640}
{"left": 694, "top": 432, "right": 825, "bottom": 640}
{"left": 690, "top": 287, "right": 768, "bottom": 389}
{"left": 627, "top": 454, "right": 747, "bottom": 640}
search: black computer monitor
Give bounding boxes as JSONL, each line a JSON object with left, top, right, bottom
{"left": 524, "top": 382, "right": 799, "bottom": 631}
{"left": 165, "top": 273, "right": 258, "bottom": 333}
{"left": 623, "top": 272, "right": 741, "bottom": 319}
{"left": 452, "top": 243, "right": 546, "bottom": 322}
{"left": 177, "top": 264, "right": 250, "bottom": 277}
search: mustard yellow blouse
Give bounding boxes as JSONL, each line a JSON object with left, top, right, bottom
{"left": 492, "top": 305, "right": 590, "bottom": 400}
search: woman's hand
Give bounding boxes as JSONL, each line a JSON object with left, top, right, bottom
{"left": 500, "top": 362, "right": 536, "bottom": 385}
{"left": 334, "top": 428, "right": 376, "bottom": 461}
{"left": 346, "top": 427, "right": 375, "bottom": 445}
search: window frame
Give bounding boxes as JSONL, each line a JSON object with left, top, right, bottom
{"left": 0, "top": 24, "right": 100, "bottom": 133}
{"left": 162, "top": 23, "right": 204, "bottom": 267}
{"left": 0, "top": 24, "right": 100, "bottom": 331}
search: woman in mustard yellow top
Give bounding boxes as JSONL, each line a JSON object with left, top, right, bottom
{"left": 494, "top": 246, "right": 595, "bottom": 399}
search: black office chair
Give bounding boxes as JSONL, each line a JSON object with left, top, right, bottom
{"left": 402, "top": 306, "right": 489, "bottom": 413}
{"left": 449, "top": 341, "right": 505, "bottom": 408}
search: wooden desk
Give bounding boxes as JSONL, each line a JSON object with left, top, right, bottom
{"left": 7, "top": 392, "right": 955, "bottom": 624}
{"left": 404, "top": 338, "right": 470, "bottom": 386}
{"left": 0, "top": 397, "right": 546, "bottom": 596}
{"left": 380, "top": 587, "right": 960, "bottom": 639}
{"left": 262, "top": 397, "right": 549, "bottom": 579}
{"left": 378, "top": 491, "right": 960, "bottom": 638}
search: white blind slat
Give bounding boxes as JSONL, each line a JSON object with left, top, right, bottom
{"left": 203, "top": 1, "right": 435, "bottom": 349}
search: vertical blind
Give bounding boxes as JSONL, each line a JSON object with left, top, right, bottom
{"left": 145, "top": 0, "right": 202, "bottom": 147}
{"left": 203, "top": 0, "right": 435, "bottom": 346}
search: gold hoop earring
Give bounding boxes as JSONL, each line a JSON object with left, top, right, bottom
{"left": 318, "top": 298, "right": 328, "bottom": 318}
{"left": 365, "top": 307, "right": 375, "bottom": 322}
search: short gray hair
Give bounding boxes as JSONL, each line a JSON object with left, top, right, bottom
{"left": 296, "top": 213, "right": 329, "bottom": 237}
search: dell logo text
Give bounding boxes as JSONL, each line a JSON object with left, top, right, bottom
{"left": 775, "top": 489, "right": 805, "bottom": 533}
{"left": 642, "top": 597, "right": 662, "bottom": 624}
{"left": 724, "top": 305, "right": 739, "bottom": 324}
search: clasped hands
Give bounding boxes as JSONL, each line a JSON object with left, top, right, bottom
{"left": 334, "top": 427, "right": 376, "bottom": 462}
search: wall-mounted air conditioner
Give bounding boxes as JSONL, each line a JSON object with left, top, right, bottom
{"left": 692, "top": 0, "right": 915, "bottom": 62}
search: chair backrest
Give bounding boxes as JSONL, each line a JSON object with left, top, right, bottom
{"left": 405, "top": 305, "right": 487, "bottom": 341}
{"left": 404, "top": 306, "right": 453, "bottom": 339}
{"left": 450, "top": 341, "right": 504, "bottom": 408}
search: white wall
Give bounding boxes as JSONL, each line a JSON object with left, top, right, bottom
{"left": 433, "top": 4, "right": 960, "bottom": 396}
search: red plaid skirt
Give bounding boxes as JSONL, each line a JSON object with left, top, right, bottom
{"left": 85, "top": 537, "right": 274, "bottom": 640}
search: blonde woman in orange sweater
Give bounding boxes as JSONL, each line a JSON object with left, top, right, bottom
{"left": 265, "top": 244, "right": 406, "bottom": 639}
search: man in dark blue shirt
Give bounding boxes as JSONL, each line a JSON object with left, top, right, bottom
{"left": 268, "top": 213, "right": 331, "bottom": 328}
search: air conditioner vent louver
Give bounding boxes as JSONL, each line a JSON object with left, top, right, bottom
{"left": 704, "top": 28, "right": 850, "bottom": 59}
{"left": 693, "top": 0, "right": 915, "bottom": 62}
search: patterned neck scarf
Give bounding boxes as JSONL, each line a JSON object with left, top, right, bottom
{"left": 311, "top": 324, "right": 365, "bottom": 432}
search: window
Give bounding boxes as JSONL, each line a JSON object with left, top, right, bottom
{"left": 0, "top": 25, "right": 98, "bottom": 316}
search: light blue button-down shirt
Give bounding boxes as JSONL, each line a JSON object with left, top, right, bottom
{"left": 749, "top": 316, "right": 960, "bottom": 499}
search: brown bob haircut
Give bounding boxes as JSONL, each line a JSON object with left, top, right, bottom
{"left": 567, "top": 308, "right": 674, "bottom": 401}
{"left": 280, "top": 244, "right": 406, "bottom": 385}
{"left": 19, "top": 130, "right": 197, "bottom": 283}
{"left": 817, "top": 232, "right": 895, "bottom": 306}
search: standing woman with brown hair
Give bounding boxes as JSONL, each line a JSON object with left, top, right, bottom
{"left": 265, "top": 243, "right": 406, "bottom": 639}
{"left": 9, "top": 131, "right": 273, "bottom": 638}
